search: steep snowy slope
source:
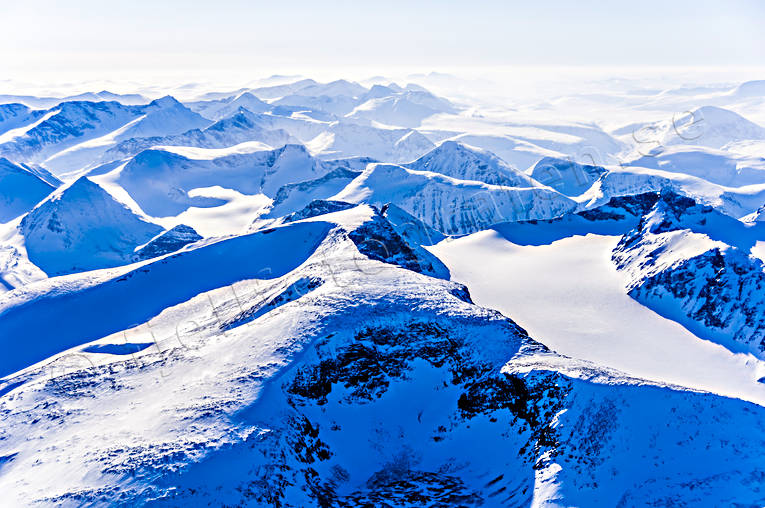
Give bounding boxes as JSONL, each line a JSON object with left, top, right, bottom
{"left": 134, "top": 224, "right": 202, "bottom": 261}
{"left": 333, "top": 163, "right": 575, "bottom": 234}
{"left": 0, "top": 158, "right": 61, "bottom": 222}
{"left": 0, "top": 205, "right": 763, "bottom": 506}
{"left": 19, "top": 177, "right": 164, "bottom": 275}
{"left": 405, "top": 141, "right": 538, "bottom": 187}
{"left": 612, "top": 191, "right": 765, "bottom": 356}
{"left": 267, "top": 167, "right": 364, "bottom": 219}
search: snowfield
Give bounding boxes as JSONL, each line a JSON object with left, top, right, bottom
{"left": 0, "top": 74, "right": 764, "bottom": 507}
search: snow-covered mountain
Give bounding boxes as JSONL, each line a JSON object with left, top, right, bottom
{"left": 333, "top": 162, "right": 575, "bottom": 234}
{"left": 306, "top": 122, "right": 435, "bottom": 162}
{"left": 626, "top": 145, "right": 765, "bottom": 187}
{"left": 42, "top": 97, "right": 212, "bottom": 175}
{"left": 0, "top": 90, "right": 148, "bottom": 109}
{"left": 347, "top": 89, "right": 456, "bottom": 127}
{"left": 0, "top": 101, "right": 144, "bottom": 167}
{"left": 405, "top": 141, "right": 538, "bottom": 187}
{"left": 19, "top": 177, "right": 164, "bottom": 275}
{"left": 623, "top": 105, "right": 765, "bottom": 152}
{"left": 101, "top": 107, "right": 296, "bottom": 163}
{"left": 112, "top": 143, "right": 329, "bottom": 216}
{"left": 187, "top": 92, "right": 271, "bottom": 120}
{"left": 579, "top": 163, "right": 765, "bottom": 219}
{"left": 0, "top": 203, "right": 763, "bottom": 506}
{"left": 0, "top": 158, "right": 61, "bottom": 223}
{"left": 0, "top": 104, "right": 47, "bottom": 138}
{"left": 2, "top": 77, "right": 765, "bottom": 507}
{"left": 529, "top": 156, "right": 608, "bottom": 196}
{"left": 612, "top": 191, "right": 765, "bottom": 355}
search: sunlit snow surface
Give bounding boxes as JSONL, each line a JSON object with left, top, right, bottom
{"left": 1, "top": 73, "right": 765, "bottom": 506}
{"left": 430, "top": 232, "right": 765, "bottom": 405}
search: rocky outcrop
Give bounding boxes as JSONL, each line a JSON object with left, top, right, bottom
{"left": 613, "top": 190, "right": 765, "bottom": 354}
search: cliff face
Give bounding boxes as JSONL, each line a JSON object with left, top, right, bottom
{"left": 613, "top": 191, "right": 765, "bottom": 355}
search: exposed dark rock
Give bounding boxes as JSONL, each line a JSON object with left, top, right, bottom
{"left": 134, "top": 224, "right": 202, "bottom": 261}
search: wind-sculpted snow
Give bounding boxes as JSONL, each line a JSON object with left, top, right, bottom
{"left": 613, "top": 191, "right": 765, "bottom": 355}
{"left": 0, "top": 204, "right": 763, "bottom": 506}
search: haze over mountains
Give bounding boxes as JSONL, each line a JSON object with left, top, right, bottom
{"left": 1, "top": 74, "right": 765, "bottom": 506}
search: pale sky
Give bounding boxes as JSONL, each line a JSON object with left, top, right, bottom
{"left": 1, "top": 0, "right": 764, "bottom": 81}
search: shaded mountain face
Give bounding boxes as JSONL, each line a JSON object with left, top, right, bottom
{"left": 19, "top": 177, "right": 163, "bottom": 275}
{"left": 0, "top": 158, "right": 60, "bottom": 222}
{"left": 134, "top": 224, "right": 202, "bottom": 261}
{"left": 0, "top": 103, "right": 47, "bottom": 135}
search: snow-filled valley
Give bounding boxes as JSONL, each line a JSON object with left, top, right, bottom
{"left": 1, "top": 73, "right": 765, "bottom": 507}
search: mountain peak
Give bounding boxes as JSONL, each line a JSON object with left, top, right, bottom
{"left": 406, "top": 141, "right": 535, "bottom": 187}
{"left": 148, "top": 95, "right": 183, "bottom": 109}
{"left": 20, "top": 177, "right": 163, "bottom": 275}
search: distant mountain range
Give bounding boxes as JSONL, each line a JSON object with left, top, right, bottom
{"left": 1, "top": 77, "right": 765, "bottom": 506}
